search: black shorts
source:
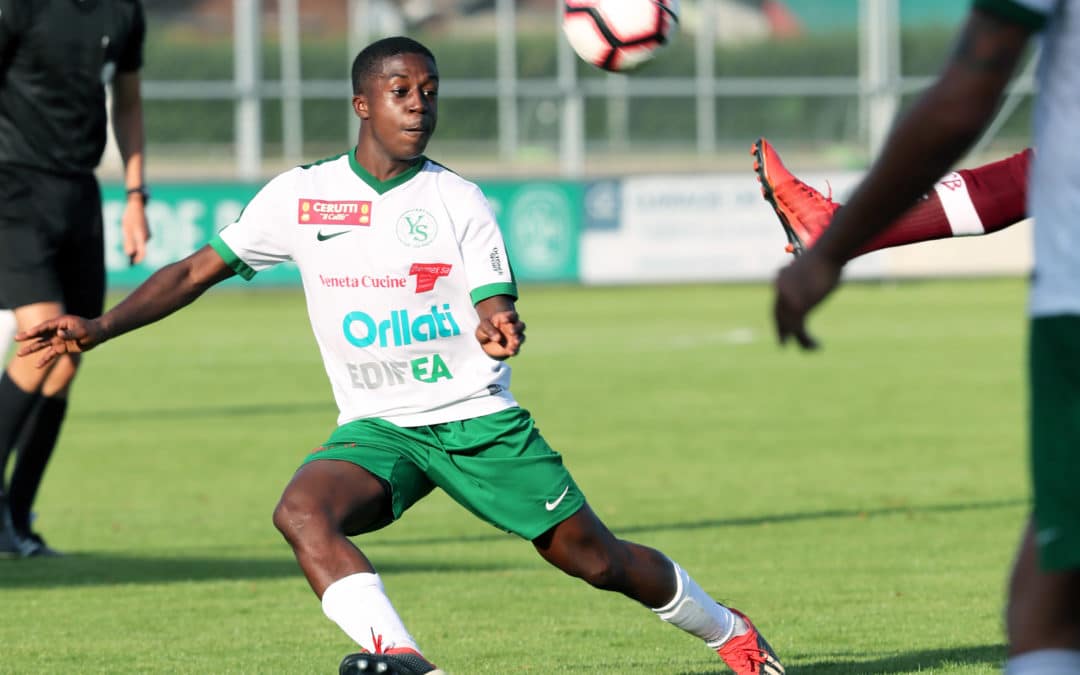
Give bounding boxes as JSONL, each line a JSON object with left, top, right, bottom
{"left": 0, "top": 164, "right": 105, "bottom": 317}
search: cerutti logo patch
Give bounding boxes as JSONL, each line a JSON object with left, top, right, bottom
{"left": 298, "top": 199, "right": 372, "bottom": 226}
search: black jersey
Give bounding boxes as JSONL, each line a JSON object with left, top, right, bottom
{"left": 0, "top": 0, "right": 145, "bottom": 175}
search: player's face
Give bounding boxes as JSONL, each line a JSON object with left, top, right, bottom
{"left": 354, "top": 53, "right": 439, "bottom": 162}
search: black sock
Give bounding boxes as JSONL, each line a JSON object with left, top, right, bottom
{"left": 0, "top": 372, "right": 41, "bottom": 495}
{"left": 8, "top": 396, "right": 67, "bottom": 534}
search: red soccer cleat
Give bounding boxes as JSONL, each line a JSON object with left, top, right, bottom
{"left": 751, "top": 137, "right": 839, "bottom": 256}
{"left": 716, "top": 608, "right": 785, "bottom": 675}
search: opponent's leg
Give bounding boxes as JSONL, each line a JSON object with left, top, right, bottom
{"left": 752, "top": 138, "right": 1030, "bottom": 258}
{"left": 534, "top": 504, "right": 784, "bottom": 674}
{"left": 272, "top": 459, "right": 442, "bottom": 675}
{"left": 1004, "top": 519, "right": 1080, "bottom": 674}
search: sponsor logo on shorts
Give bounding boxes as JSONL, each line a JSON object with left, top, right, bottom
{"left": 409, "top": 263, "right": 452, "bottom": 293}
{"left": 299, "top": 199, "right": 372, "bottom": 226}
{"left": 545, "top": 485, "right": 570, "bottom": 511}
{"left": 343, "top": 304, "right": 461, "bottom": 348}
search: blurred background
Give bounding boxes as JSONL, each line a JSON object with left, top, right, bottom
{"left": 100, "top": 0, "right": 1037, "bottom": 288}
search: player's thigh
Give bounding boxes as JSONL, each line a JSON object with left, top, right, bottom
{"left": 0, "top": 166, "right": 63, "bottom": 312}
{"left": 1029, "top": 315, "right": 1080, "bottom": 571}
{"left": 279, "top": 458, "right": 394, "bottom": 536}
{"left": 426, "top": 407, "right": 586, "bottom": 540}
{"left": 300, "top": 421, "right": 436, "bottom": 535}
{"left": 1006, "top": 518, "right": 1080, "bottom": 650}
{"left": 7, "top": 301, "right": 71, "bottom": 390}
{"left": 55, "top": 174, "right": 105, "bottom": 319}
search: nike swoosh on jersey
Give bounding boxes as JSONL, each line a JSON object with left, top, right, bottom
{"left": 545, "top": 485, "right": 570, "bottom": 511}
{"left": 316, "top": 230, "right": 351, "bottom": 242}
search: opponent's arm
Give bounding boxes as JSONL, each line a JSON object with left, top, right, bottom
{"left": 16, "top": 246, "right": 236, "bottom": 366}
{"left": 775, "top": 7, "right": 1035, "bottom": 349}
{"left": 474, "top": 295, "right": 525, "bottom": 360}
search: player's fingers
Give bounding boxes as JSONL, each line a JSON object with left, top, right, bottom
{"left": 475, "top": 322, "right": 500, "bottom": 344}
{"left": 36, "top": 349, "right": 61, "bottom": 369}
{"left": 15, "top": 338, "right": 48, "bottom": 357}
{"left": 773, "top": 295, "right": 794, "bottom": 346}
{"left": 794, "top": 326, "right": 819, "bottom": 350}
{"left": 132, "top": 232, "right": 149, "bottom": 264}
{"left": 15, "top": 320, "right": 59, "bottom": 341}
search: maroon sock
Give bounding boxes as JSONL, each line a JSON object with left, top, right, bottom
{"left": 852, "top": 148, "right": 1032, "bottom": 258}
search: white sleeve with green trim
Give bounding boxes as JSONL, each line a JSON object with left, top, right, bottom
{"left": 212, "top": 171, "right": 298, "bottom": 279}
{"left": 445, "top": 178, "right": 518, "bottom": 305}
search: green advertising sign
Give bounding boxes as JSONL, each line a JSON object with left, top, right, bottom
{"left": 102, "top": 179, "right": 581, "bottom": 287}
{"left": 481, "top": 182, "right": 582, "bottom": 283}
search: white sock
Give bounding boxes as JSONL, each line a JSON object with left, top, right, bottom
{"left": 321, "top": 572, "right": 421, "bottom": 654}
{"left": 934, "top": 171, "right": 985, "bottom": 236}
{"left": 652, "top": 560, "right": 745, "bottom": 648}
{"left": 1005, "top": 649, "right": 1080, "bottom": 674}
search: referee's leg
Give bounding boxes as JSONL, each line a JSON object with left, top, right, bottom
{"left": 1, "top": 302, "right": 80, "bottom": 549}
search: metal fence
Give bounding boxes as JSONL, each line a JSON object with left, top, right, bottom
{"left": 129, "top": 0, "right": 1036, "bottom": 181}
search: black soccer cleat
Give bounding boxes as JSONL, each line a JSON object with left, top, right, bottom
{"left": 339, "top": 650, "right": 445, "bottom": 675}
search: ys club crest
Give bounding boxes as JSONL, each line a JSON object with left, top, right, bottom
{"left": 396, "top": 208, "right": 438, "bottom": 248}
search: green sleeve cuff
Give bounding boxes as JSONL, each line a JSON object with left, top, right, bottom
{"left": 209, "top": 235, "right": 257, "bottom": 281}
{"left": 471, "top": 282, "right": 518, "bottom": 305}
{"left": 974, "top": 0, "right": 1048, "bottom": 30}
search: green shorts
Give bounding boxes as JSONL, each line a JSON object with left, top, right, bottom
{"left": 1030, "top": 316, "right": 1080, "bottom": 570}
{"left": 302, "top": 407, "right": 585, "bottom": 540}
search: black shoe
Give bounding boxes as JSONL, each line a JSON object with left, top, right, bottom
{"left": 339, "top": 650, "right": 444, "bottom": 675}
{"left": 0, "top": 522, "right": 21, "bottom": 558}
{"left": 17, "top": 530, "right": 62, "bottom": 557}
{"left": 0, "top": 499, "right": 22, "bottom": 558}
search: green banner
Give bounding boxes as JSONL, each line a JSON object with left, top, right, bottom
{"left": 103, "top": 179, "right": 581, "bottom": 287}
{"left": 481, "top": 182, "right": 581, "bottom": 283}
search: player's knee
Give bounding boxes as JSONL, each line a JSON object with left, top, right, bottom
{"left": 43, "top": 353, "right": 81, "bottom": 390}
{"left": 561, "top": 545, "right": 625, "bottom": 590}
{"left": 272, "top": 491, "right": 327, "bottom": 546}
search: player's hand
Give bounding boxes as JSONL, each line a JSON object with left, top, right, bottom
{"left": 123, "top": 198, "right": 151, "bottom": 265}
{"left": 773, "top": 249, "right": 842, "bottom": 350}
{"left": 15, "top": 316, "right": 106, "bottom": 368}
{"left": 476, "top": 310, "right": 525, "bottom": 360}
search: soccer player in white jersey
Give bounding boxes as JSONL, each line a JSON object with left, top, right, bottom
{"left": 16, "top": 37, "right": 784, "bottom": 675}
{"left": 770, "top": 3, "right": 1080, "bottom": 672}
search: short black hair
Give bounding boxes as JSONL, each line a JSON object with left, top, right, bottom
{"left": 351, "top": 36, "right": 437, "bottom": 95}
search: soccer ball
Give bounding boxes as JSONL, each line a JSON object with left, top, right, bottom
{"left": 562, "top": 0, "right": 680, "bottom": 73}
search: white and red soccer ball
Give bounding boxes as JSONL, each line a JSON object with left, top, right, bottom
{"left": 563, "top": 0, "right": 680, "bottom": 73}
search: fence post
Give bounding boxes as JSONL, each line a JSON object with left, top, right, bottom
{"left": 859, "top": 0, "right": 899, "bottom": 158}
{"left": 556, "top": 2, "right": 584, "bottom": 178}
{"left": 279, "top": 0, "right": 303, "bottom": 165}
{"left": 234, "top": 0, "right": 262, "bottom": 179}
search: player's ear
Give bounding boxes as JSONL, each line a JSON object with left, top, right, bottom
{"left": 352, "top": 94, "right": 369, "bottom": 120}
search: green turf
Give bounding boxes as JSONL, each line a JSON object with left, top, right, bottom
{"left": 1, "top": 278, "right": 1029, "bottom": 674}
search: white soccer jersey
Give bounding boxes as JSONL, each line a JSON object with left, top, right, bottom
{"left": 211, "top": 151, "right": 520, "bottom": 426}
{"left": 978, "top": 0, "right": 1080, "bottom": 316}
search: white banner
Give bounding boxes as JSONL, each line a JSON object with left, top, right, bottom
{"left": 580, "top": 172, "right": 1030, "bottom": 284}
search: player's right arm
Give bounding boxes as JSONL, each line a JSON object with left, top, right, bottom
{"left": 15, "top": 245, "right": 236, "bottom": 367}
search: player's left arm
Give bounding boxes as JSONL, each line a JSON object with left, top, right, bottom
{"left": 474, "top": 295, "right": 525, "bottom": 360}
{"left": 775, "top": 6, "right": 1038, "bottom": 348}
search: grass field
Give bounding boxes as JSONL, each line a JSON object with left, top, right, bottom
{"left": 1, "top": 278, "right": 1030, "bottom": 674}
